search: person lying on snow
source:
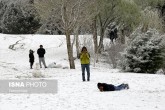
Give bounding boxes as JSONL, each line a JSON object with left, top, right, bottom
{"left": 97, "top": 83, "right": 129, "bottom": 92}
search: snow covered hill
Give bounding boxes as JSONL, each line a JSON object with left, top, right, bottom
{"left": 0, "top": 34, "right": 165, "bottom": 110}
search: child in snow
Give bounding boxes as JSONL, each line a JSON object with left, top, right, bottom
{"left": 80, "top": 46, "right": 90, "bottom": 81}
{"left": 29, "top": 49, "right": 34, "bottom": 69}
{"left": 97, "top": 83, "right": 129, "bottom": 92}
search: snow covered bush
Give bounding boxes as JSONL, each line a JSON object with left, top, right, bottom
{"left": 120, "top": 28, "right": 165, "bottom": 73}
{"left": 1, "top": 0, "right": 41, "bottom": 34}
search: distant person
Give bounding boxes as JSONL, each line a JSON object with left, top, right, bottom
{"left": 108, "top": 28, "right": 118, "bottom": 43}
{"left": 37, "top": 45, "right": 47, "bottom": 68}
{"left": 109, "top": 30, "right": 115, "bottom": 43}
{"left": 29, "top": 49, "right": 34, "bottom": 69}
{"left": 80, "top": 46, "right": 90, "bottom": 81}
{"left": 97, "top": 83, "right": 129, "bottom": 92}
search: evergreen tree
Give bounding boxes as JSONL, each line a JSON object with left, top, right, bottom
{"left": 120, "top": 28, "right": 165, "bottom": 73}
{"left": 1, "top": 2, "right": 41, "bottom": 34}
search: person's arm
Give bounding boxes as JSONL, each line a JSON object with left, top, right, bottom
{"left": 80, "top": 53, "right": 85, "bottom": 59}
{"left": 37, "top": 49, "right": 39, "bottom": 54}
{"left": 86, "top": 52, "right": 90, "bottom": 58}
{"left": 32, "top": 54, "right": 34, "bottom": 59}
{"left": 44, "top": 49, "right": 46, "bottom": 54}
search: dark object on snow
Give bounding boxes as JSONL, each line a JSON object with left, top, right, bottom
{"left": 29, "top": 49, "right": 34, "bottom": 69}
{"left": 97, "top": 83, "right": 129, "bottom": 92}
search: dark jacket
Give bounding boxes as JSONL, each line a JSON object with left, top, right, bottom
{"left": 37, "top": 48, "right": 45, "bottom": 58}
{"left": 100, "top": 83, "right": 115, "bottom": 91}
{"left": 29, "top": 53, "right": 34, "bottom": 62}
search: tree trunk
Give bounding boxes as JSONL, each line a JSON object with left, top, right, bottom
{"left": 121, "top": 29, "right": 125, "bottom": 44}
{"left": 66, "top": 31, "right": 75, "bottom": 69}
{"left": 76, "top": 36, "right": 80, "bottom": 58}
{"left": 98, "top": 27, "right": 104, "bottom": 53}
{"left": 74, "top": 26, "right": 80, "bottom": 59}
{"left": 71, "top": 35, "right": 76, "bottom": 50}
{"left": 92, "top": 17, "right": 98, "bottom": 54}
{"left": 92, "top": 17, "right": 99, "bottom": 65}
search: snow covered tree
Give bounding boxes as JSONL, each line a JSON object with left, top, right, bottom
{"left": 1, "top": 1, "right": 41, "bottom": 34}
{"left": 134, "top": 0, "right": 164, "bottom": 33}
{"left": 134, "top": 0, "right": 164, "bottom": 8}
{"left": 120, "top": 28, "right": 165, "bottom": 73}
{"left": 0, "top": 0, "right": 8, "bottom": 32}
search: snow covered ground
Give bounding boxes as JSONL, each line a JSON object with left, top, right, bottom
{"left": 0, "top": 34, "right": 165, "bottom": 110}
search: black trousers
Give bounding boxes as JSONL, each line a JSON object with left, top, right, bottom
{"left": 30, "top": 62, "right": 34, "bottom": 69}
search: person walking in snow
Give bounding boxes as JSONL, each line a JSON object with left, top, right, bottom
{"left": 29, "top": 49, "right": 34, "bottom": 69}
{"left": 80, "top": 46, "right": 90, "bottom": 81}
{"left": 97, "top": 83, "right": 129, "bottom": 92}
{"left": 37, "top": 45, "right": 47, "bottom": 68}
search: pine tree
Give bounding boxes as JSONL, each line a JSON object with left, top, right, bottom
{"left": 120, "top": 28, "right": 165, "bottom": 73}
{"left": 1, "top": 2, "right": 41, "bottom": 34}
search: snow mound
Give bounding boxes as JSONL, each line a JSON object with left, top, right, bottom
{"left": 48, "top": 62, "right": 69, "bottom": 69}
{"left": 32, "top": 63, "right": 45, "bottom": 78}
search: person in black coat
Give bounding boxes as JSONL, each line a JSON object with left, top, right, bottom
{"left": 109, "top": 31, "right": 115, "bottom": 43}
{"left": 37, "top": 45, "right": 47, "bottom": 68}
{"left": 97, "top": 83, "right": 129, "bottom": 92}
{"left": 108, "top": 28, "right": 118, "bottom": 43}
{"left": 29, "top": 49, "right": 34, "bottom": 69}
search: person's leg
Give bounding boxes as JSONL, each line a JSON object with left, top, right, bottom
{"left": 30, "top": 62, "right": 32, "bottom": 69}
{"left": 39, "top": 58, "right": 42, "bottom": 68}
{"left": 31, "top": 62, "right": 34, "bottom": 69}
{"left": 42, "top": 57, "right": 47, "bottom": 68}
{"left": 114, "top": 84, "right": 129, "bottom": 91}
{"left": 81, "top": 64, "right": 86, "bottom": 81}
{"left": 86, "top": 64, "right": 90, "bottom": 81}
{"left": 125, "top": 84, "right": 129, "bottom": 89}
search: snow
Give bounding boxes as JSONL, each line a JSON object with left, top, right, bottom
{"left": 0, "top": 34, "right": 165, "bottom": 110}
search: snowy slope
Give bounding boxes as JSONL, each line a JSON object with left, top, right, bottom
{"left": 0, "top": 34, "right": 165, "bottom": 110}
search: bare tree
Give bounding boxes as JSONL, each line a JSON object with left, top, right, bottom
{"left": 70, "top": 0, "right": 97, "bottom": 59}
{"left": 35, "top": 0, "right": 96, "bottom": 69}
{"left": 92, "top": 17, "right": 98, "bottom": 54}
{"left": 95, "top": 0, "right": 120, "bottom": 53}
{"left": 92, "top": 16, "right": 99, "bottom": 64}
{"left": 94, "top": 0, "right": 142, "bottom": 52}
